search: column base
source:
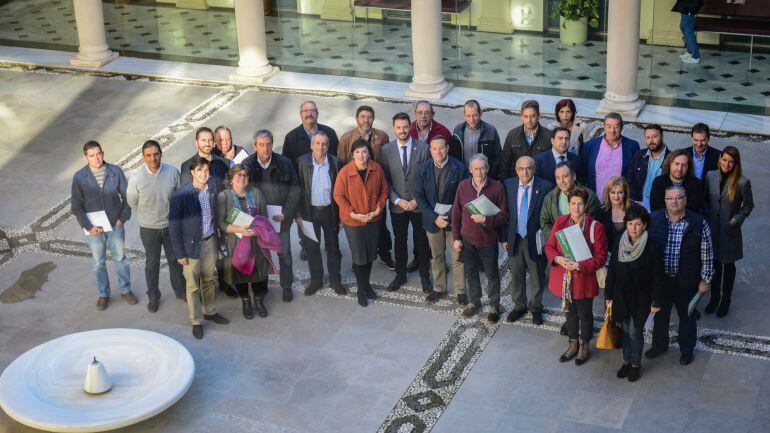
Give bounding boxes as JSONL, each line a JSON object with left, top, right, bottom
{"left": 70, "top": 50, "right": 118, "bottom": 68}
{"left": 405, "top": 80, "right": 453, "bottom": 100}
{"left": 596, "top": 92, "right": 646, "bottom": 118}
{"left": 476, "top": 17, "right": 514, "bottom": 34}
{"left": 229, "top": 65, "right": 280, "bottom": 84}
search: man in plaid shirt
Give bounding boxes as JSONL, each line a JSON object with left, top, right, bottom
{"left": 646, "top": 185, "right": 714, "bottom": 365}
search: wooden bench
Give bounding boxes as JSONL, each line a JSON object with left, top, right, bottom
{"left": 352, "top": 0, "right": 472, "bottom": 33}
{"left": 696, "top": 0, "right": 770, "bottom": 38}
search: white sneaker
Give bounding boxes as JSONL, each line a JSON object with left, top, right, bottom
{"left": 681, "top": 55, "right": 701, "bottom": 64}
{"left": 680, "top": 51, "right": 692, "bottom": 60}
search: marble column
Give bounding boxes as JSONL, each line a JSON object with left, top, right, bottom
{"left": 597, "top": 0, "right": 645, "bottom": 117}
{"left": 230, "top": 0, "right": 279, "bottom": 83}
{"left": 70, "top": 0, "right": 118, "bottom": 67}
{"left": 477, "top": 0, "right": 514, "bottom": 34}
{"left": 405, "top": 0, "right": 453, "bottom": 99}
{"left": 321, "top": 0, "right": 353, "bottom": 22}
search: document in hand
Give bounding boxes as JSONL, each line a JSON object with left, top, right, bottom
{"left": 688, "top": 291, "right": 703, "bottom": 317}
{"left": 464, "top": 195, "right": 500, "bottom": 216}
{"left": 555, "top": 224, "right": 592, "bottom": 262}
{"left": 266, "top": 205, "right": 282, "bottom": 233}
{"left": 434, "top": 203, "right": 453, "bottom": 216}
{"left": 225, "top": 208, "right": 255, "bottom": 238}
{"left": 232, "top": 149, "right": 249, "bottom": 165}
{"left": 300, "top": 220, "right": 318, "bottom": 242}
{"left": 83, "top": 211, "right": 112, "bottom": 235}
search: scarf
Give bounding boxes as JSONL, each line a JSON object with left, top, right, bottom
{"left": 618, "top": 230, "right": 648, "bottom": 263}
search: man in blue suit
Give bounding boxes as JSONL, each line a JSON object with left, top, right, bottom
{"left": 414, "top": 135, "right": 469, "bottom": 305}
{"left": 533, "top": 127, "right": 581, "bottom": 185}
{"left": 502, "top": 156, "right": 554, "bottom": 325}
{"left": 580, "top": 113, "right": 639, "bottom": 193}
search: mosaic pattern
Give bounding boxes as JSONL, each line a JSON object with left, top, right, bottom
{"left": 0, "top": 0, "right": 768, "bottom": 112}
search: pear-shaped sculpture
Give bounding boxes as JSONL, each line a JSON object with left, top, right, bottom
{"left": 83, "top": 356, "right": 112, "bottom": 394}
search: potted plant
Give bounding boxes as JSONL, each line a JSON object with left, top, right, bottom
{"left": 553, "top": 0, "right": 600, "bottom": 45}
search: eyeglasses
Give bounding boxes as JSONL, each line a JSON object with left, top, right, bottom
{"left": 664, "top": 196, "right": 685, "bottom": 201}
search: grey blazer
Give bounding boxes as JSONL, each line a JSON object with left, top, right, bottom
{"left": 704, "top": 170, "right": 754, "bottom": 263}
{"left": 380, "top": 138, "right": 430, "bottom": 214}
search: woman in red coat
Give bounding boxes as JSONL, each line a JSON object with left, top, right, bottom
{"left": 546, "top": 187, "right": 608, "bottom": 365}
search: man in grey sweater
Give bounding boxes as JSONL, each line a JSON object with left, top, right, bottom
{"left": 127, "top": 140, "right": 185, "bottom": 313}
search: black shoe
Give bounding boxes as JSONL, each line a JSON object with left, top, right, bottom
{"left": 560, "top": 323, "right": 568, "bottom": 336}
{"left": 203, "top": 313, "right": 229, "bottom": 325}
{"left": 462, "top": 302, "right": 480, "bottom": 318}
{"left": 407, "top": 260, "right": 419, "bottom": 273}
{"left": 242, "top": 298, "right": 253, "bottom": 320}
{"left": 300, "top": 246, "right": 307, "bottom": 261}
{"left": 365, "top": 285, "right": 378, "bottom": 300}
{"left": 616, "top": 363, "right": 631, "bottom": 379}
{"left": 680, "top": 353, "right": 694, "bottom": 365}
{"left": 379, "top": 255, "right": 396, "bottom": 270}
{"left": 487, "top": 306, "right": 500, "bottom": 324}
{"left": 457, "top": 294, "right": 468, "bottom": 306}
{"left": 531, "top": 311, "right": 544, "bottom": 326}
{"left": 691, "top": 308, "right": 701, "bottom": 320}
{"left": 192, "top": 325, "right": 203, "bottom": 340}
{"left": 282, "top": 287, "right": 293, "bottom": 302}
{"left": 705, "top": 299, "right": 719, "bottom": 315}
{"left": 420, "top": 274, "right": 433, "bottom": 294}
{"left": 254, "top": 297, "right": 268, "bottom": 318}
{"left": 387, "top": 274, "right": 407, "bottom": 292}
{"left": 628, "top": 365, "right": 641, "bottom": 382}
{"left": 357, "top": 287, "right": 368, "bottom": 307}
{"left": 425, "top": 291, "right": 446, "bottom": 303}
{"left": 175, "top": 292, "right": 187, "bottom": 301}
{"left": 645, "top": 346, "right": 667, "bottom": 359}
{"left": 506, "top": 309, "right": 527, "bottom": 323}
{"left": 221, "top": 283, "right": 238, "bottom": 299}
{"left": 304, "top": 283, "right": 322, "bottom": 296}
{"left": 331, "top": 282, "right": 347, "bottom": 295}
{"left": 716, "top": 302, "right": 730, "bottom": 318}
{"left": 147, "top": 297, "right": 159, "bottom": 313}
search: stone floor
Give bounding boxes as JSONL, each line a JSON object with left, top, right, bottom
{"left": 0, "top": 66, "right": 768, "bottom": 433}
{"left": 0, "top": 0, "right": 768, "bottom": 113}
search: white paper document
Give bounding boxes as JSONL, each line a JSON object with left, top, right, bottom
{"left": 464, "top": 194, "right": 500, "bottom": 216}
{"left": 266, "top": 205, "right": 282, "bottom": 233}
{"left": 535, "top": 229, "right": 544, "bottom": 255}
{"left": 555, "top": 224, "right": 592, "bottom": 262}
{"left": 300, "top": 220, "right": 318, "bottom": 243}
{"left": 83, "top": 211, "right": 112, "bottom": 235}
{"left": 225, "top": 208, "right": 254, "bottom": 239}
{"left": 232, "top": 149, "right": 249, "bottom": 165}
{"left": 434, "top": 203, "right": 453, "bottom": 216}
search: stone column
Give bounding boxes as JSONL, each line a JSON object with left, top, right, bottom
{"left": 597, "top": 0, "right": 645, "bottom": 117}
{"left": 70, "top": 0, "right": 118, "bottom": 67}
{"left": 405, "top": 0, "right": 453, "bottom": 99}
{"left": 477, "top": 0, "right": 514, "bottom": 34}
{"left": 230, "top": 0, "right": 279, "bottom": 83}
{"left": 321, "top": 0, "right": 353, "bottom": 21}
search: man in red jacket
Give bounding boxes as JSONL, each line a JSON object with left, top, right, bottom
{"left": 452, "top": 154, "right": 508, "bottom": 323}
{"left": 410, "top": 100, "right": 452, "bottom": 144}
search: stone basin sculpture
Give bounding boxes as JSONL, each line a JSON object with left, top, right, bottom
{"left": 0, "top": 328, "right": 194, "bottom": 432}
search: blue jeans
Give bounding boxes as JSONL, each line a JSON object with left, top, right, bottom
{"left": 679, "top": 13, "right": 700, "bottom": 59}
{"left": 85, "top": 226, "right": 131, "bottom": 297}
{"left": 621, "top": 316, "right": 644, "bottom": 365}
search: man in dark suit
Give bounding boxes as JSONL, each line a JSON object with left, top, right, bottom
{"left": 500, "top": 100, "right": 552, "bottom": 179}
{"left": 689, "top": 122, "right": 720, "bottom": 180}
{"left": 380, "top": 112, "right": 432, "bottom": 293}
{"left": 414, "top": 135, "right": 469, "bottom": 305}
{"left": 649, "top": 148, "right": 703, "bottom": 212}
{"left": 180, "top": 127, "right": 230, "bottom": 192}
{"left": 449, "top": 100, "right": 502, "bottom": 179}
{"left": 627, "top": 124, "right": 670, "bottom": 210}
{"left": 580, "top": 112, "right": 639, "bottom": 192}
{"left": 533, "top": 127, "right": 580, "bottom": 185}
{"left": 502, "top": 156, "right": 554, "bottom": 325}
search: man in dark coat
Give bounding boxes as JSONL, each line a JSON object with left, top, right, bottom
{"left": 688, "top": 122, "right": 720, "bottom": 180}
{"left": 627, "top": 124, "right": 670, "bottom": 209}
{"left": 649, "top": 148, "right": 703, "bottom": 212}
{"left": 449, "top": 100, "right": 502, "bottom": 179}
{"left": 500, "top": 100, "right": 552, "bottom": 180}
{"left": 533, "top": 127, "right": 581, "bottom": 185}
{"left": 282, "top": 100, "right": 339, "bottom": 165}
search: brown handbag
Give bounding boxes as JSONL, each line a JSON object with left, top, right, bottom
{"left": 596, "top": 305, "right": 621, "bottom": 350}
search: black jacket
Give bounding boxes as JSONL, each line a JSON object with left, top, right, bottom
{"left": 500, "top": 124, "right": 552, "bottom": 180}
{"left": 650, "top": 209, "right": 707, "bottom": 289}
{"left": 169, "top": 182, "right": 219, "bottom": 260}
{"left": 180, "top": 154, "right": 230, "bottom": 192}
{"left": 533, "top": 149, "right": 581, "bottom": 185}
{"left": 605, "top": 236, "right": 664, "bottom": 328}
{"left": 296, "top": 153, "right": 342, "bottom": 228}
{"left": 689, "top": 145, "right": 720, "bottom": 180}
{"left": 672, "top": 0, "right": 702, "bottom": 15}
{"left": 450, "top": 120, "right": 502, "bottom": 179}
{"left": 282, "top": 124, "right": 339, "bottom": 166}
{"left": 593, "top": 206, "right": 625, "bottom": 251}
{"left": 649, "top": 174, "right": 703, "bottom": 213}
{"left": 626, "top": 147, "right": 670, "bottom": 202}
{"left": 414, "top": 156, "right": 468, "bottom": 233}
{"left": 502, "top": 176, "right": 554, "bottom": 259}
{"left": 242, "top": 152, "right": 301, "bottom": 231}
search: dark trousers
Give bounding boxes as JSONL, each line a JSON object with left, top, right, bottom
{"left": 565, "top": 298, "right": 594, "bottom": 342}
{"left": 302, "top": 205, "right": 342, "bottom": 286}
{"left": 391, "top": 210, "right": 430, "bottom": 277}
{"left": 711, "top": 261, "right": 736, "bottom": 306}
{"left": 235, "top": 280, "right": 268, "bottom": 299}
{"left": 621, "top": 316, "right": 644, "bottom": 365}
{"left": 462, "top": 240, "right": 500, "bottom": 308}
{"left": 353, "top": 262, "right": 373, "bottom": 292}
{"left": 652, "top": 275, "right": 697, "bottom": 355}
{"left": 508, "top": 235, "right": 546, "bottom": 313}
{"left": 139, "top": 227, "right": 185, "bottom": 299}
{"left": 378, "top": 210, "right": 393, "bottom": 257}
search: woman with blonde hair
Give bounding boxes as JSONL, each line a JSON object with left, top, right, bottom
{"left": 703, "top": 146, "right": 754, "bottom": 317}
{"left": 594, "top": 176, "right": 631, "bottom": 249}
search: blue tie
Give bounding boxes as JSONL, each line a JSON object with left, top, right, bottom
{"left": 401, "top": 145, "right": 408, "bottom": 174}
{"left": 518, "top": 185, "right": 529, "bottom": 237}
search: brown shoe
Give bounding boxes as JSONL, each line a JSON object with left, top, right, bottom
{"left": 575, "top": 340, "right": 590, "bottom": 366}
{"left": 96, "top": 297, "right": 109, "bottom": 311}
{"left": 559, "top": 339, "right": 578, "bottom": 362}
{"left": 121, "top": 291, "right": 138, "bottom": 305}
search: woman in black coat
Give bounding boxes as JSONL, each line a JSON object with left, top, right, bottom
{"left": 594, "top": 176, "right": 633, "bottom": 249}
{"left": 605, "top": 205, "right": 663, "bottom": 382}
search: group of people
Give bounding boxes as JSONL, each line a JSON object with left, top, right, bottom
{"left": 71, "top": 98, "right": 754, "bottom": 381}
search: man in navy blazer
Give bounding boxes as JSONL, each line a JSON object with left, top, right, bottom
{"left": 533, "top": 127, "right": 581, "bottom": 185}
{"left": 414, "top": 135, "right": 469, "bottom": 305}
{"left": 502, "top": 156, "right": 554, "bottom": 325}
{"left": 688, "top": 122, "right": 720, "bottom": 180}
{"left": 580, "top": 112, "right": 639, "bottom": 193}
